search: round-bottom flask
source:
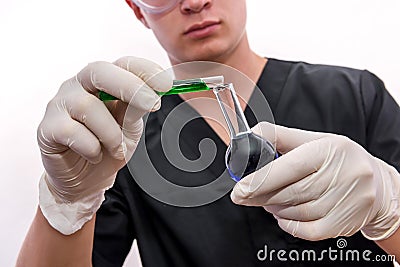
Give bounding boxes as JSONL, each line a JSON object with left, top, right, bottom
{"left": 213, "top": 84, "right": 276, "bottom": 182}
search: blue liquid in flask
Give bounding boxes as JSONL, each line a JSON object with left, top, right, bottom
{"left": 226, "top": 132, "right": 275, "bottom": 182}
{"left": 213, "top": 83, "right": 276, "bottom": 182}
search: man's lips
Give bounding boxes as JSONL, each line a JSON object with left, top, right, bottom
{"left": 184, "top": 20, "right": 221, "bottom": 38}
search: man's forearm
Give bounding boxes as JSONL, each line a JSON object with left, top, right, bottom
{"left": 376, "top": 227, "right": 400, "bottom": 263}
{"left": 16, "top": 207, "right": 95, "bottom": 267}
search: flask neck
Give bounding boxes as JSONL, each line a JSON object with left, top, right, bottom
{"left": 213, "top": 83, "right": 251, "bottom": 139}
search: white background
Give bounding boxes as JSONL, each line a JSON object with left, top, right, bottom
{"left": 0, "top": 1, "right": 399, "bottom": 266}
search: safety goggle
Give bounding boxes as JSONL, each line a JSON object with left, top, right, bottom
{"left": 131, "top": 0, "right": 180, "bottom": 14}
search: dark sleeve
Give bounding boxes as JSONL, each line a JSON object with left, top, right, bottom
{"left": 92, "top": 175, "right": 136, "bottom": 267}
{"left": 361, "top": 70, "right": 400, "bottom": 172}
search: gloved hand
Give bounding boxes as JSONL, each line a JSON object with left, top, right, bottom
{"left": 38, "top": 56, "right": 171, "bottom": 235}
{"left": 231, "top": 122, "right": 400, "bottom": 241}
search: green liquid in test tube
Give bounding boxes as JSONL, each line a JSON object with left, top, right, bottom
{"left": 98, "top": 76, "right": 224, "bottom": 101}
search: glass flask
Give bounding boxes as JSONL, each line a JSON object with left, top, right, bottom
{"left": 213, "top": 83, "right": 276, "bottom": 182}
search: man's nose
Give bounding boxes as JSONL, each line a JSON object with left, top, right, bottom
{"left": 180, "top": 0, "right": 211, "bottom": 14}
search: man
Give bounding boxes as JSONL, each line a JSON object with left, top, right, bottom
{"left": 17, "top": 0, "right": 400, "bottom": 266}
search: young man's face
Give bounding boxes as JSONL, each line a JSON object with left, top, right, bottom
{"left": 131, "top": 0, "right": 248, "bottom": 64}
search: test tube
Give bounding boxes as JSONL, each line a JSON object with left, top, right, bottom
{"left": 99, "top": 76, "right": 224, "bottom": 101}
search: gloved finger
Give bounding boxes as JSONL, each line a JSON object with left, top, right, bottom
{"left": 105, "top": 100, "right": 145, "bottom": 161}
{"left": 59, "top": 77, "right": 126, "bottom": 160}
{"left": 235, "top": 171, "right": 328, "bottom": 206}
{"left": 38, "top": 110, "right": 102, "bottom": 164}
{"left": 76, "top": 60, "right": 162, "bottom": 111}
{"left": 275, "top": 216, "right": 353, "bottom": 241}
{"left": 252, "top": 122, "right": 330, "bottom": 154}
{"left": 104, "top": 100, "right": 143, "bottom": 157}
{"left": 275, "top": 217, "right": 329, "bottom": 241}
{"left": 263, "top": 194, "right": 335, "bottom": 221}
{"left": 107, "top": 99, "right": 145, "bottom": 134}
{"left": 231, "top": 137, "right": 328, "bottom": 204}
{"left": 114, "top": 56, "right": 172, "bottom": 93}
{"left": 114, "top": 57, "right": 173, "bottom": 114}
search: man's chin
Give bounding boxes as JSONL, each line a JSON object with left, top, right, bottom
{"left": 177, "top": 48, "right": 229, "bottom": 64}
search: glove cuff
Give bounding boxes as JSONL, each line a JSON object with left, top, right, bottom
{"left": 38, "top": 173, "right": 105, "bottom": 235}
{"left": 361, "top": 162, "right": 400, "bottom": 241}
{"left": 361, "top": 219, "right": 400, "bottom": 241}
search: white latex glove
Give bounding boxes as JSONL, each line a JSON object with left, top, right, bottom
{"left": 231, "top": 122, "right": 400, "bottom": 241}
{"left": 38, "top": 56, "right": 171, "bottom": 235}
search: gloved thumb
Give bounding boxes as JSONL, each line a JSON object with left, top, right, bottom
{"left": 252, "top": 122, "right": 329, "bottom": 154}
